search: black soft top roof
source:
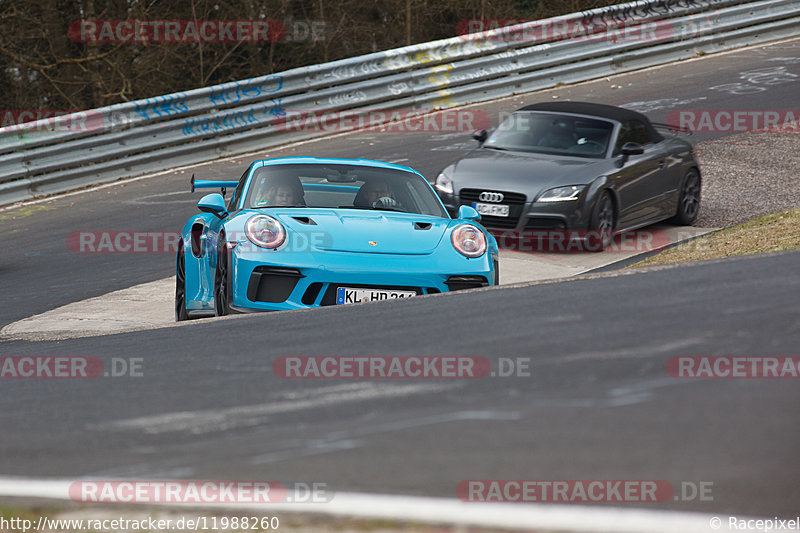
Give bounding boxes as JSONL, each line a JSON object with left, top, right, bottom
{"left": 518, "top": 101, "right": 663, "bottom": 142}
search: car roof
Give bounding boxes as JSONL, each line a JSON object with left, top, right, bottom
{"left": 517, "top": 101, "right": 664, "bottom": 142}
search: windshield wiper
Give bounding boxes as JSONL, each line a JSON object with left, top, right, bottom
{"left": 252, "top": 204, "right": 308, "bottom": 208}
{"left": 373, "top": 206, "right": 410, "bottom": 213}
{"left": 483, "top": 145, "right": 510, "bottom": 151}
{"left": 343, "top": 205, "right": 411, "bottom": 213}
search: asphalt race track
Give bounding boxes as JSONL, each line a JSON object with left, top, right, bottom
{"left": 1, "top": 38, "right": 799, "bottom": 521}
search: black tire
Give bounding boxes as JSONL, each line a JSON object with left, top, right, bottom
{"left": 670, "top": 169, "right": 701, "bottom": 226}
{"left": 214, "top": 241, "right": 232, "bottom": 317}
{"left": 589, "top": 191, "right": 615, "bottom": 251}
{"left": 175, "top": 247, "right": 190, "bottom": 322}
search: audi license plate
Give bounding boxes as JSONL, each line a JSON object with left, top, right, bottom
{"left": 473, "top": 202, "right": 510, "bottom": 217}
{"left": 336, "top": 287, "right": 417, "bottom": 305}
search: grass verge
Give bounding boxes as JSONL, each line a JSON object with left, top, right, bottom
{"left": 630, "top": 207, "right": 800, "bottom": 268}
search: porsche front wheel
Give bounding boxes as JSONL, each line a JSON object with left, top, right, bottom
{"left": 175, "top": 247, "right": 190, "bottom": 322}
{"left": 214, "top": 243, "right": 232, "bottom": 317}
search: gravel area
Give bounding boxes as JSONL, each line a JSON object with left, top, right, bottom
{"left": 692, "top": 129, "right": 800, "bottom": 228}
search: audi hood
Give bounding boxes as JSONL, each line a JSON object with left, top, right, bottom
{"left": 445, "top": 148, "right": 609, "bottom": 198}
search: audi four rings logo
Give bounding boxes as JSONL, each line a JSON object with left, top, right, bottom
{"left": 479, "top": 192, "right": 504, "bottom": 203}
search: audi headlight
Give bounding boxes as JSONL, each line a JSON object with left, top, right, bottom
{"left": 451, "top": 224, "right": 486, "bottom": 258}
{"left": 537, "top": 185, "right": 585, "bottom": 202}
{"left": 435, "top": 170, "right": 454, "bottom": 195}
{"left": 245, "top": 215, "right": 285, "bottom": 249}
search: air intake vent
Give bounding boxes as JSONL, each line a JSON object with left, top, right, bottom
{"left": 247, "top": 267, "right": 304, "bottom": 303}
{"left": 292, "top": 216, "right": 316, "bottom": 225}
{"left": 414, "top": 222, "right": 433, "bottom": 230}
{"left": 445, "top": 275, "right": 489, "bottom": 292}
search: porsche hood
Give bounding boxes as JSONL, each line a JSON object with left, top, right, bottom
{"left": 267, "top": 210, "right": 452, "bottom": 255}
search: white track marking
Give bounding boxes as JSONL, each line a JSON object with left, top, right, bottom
{"left": 88, "top": 382, "right": 461, "bottom": 435}
{"left": 0, "top": 477, "right": 739, "bottom": 532}
{"left": 250, "top": 410, "right": 522, "bottom": 464}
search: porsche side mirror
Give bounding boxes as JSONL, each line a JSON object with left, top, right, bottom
{"left": 620, "top": 142, "right": 644, "bottom": 156}
{"left": 458, "top": 205, "right": 481, "bottom": 222}
{"left": 472, "top": 130, "right": 488, "bottom": 144}
{"left": 197, "top": 193, "right": 228, "bottom": 219}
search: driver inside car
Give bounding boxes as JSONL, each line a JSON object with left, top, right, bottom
{"left": 254, "top": 174, "right": 306, "bottom": 207}
{"left": 354, "top": 179, "right": 402, "bottom": 210}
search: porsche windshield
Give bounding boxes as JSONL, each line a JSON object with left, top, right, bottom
{"left": 484, "top": 112, "right": 614, "bottom": 158}
{"left": 243, "top": 164, "right": 448, "bottom": 218}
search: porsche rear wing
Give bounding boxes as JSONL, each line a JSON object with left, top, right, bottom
{"left": 190, "top": 174, "right": 239, "bottom": 195}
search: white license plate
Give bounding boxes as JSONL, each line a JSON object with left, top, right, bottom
{"left": 473, "top": 202, "right": 510, "bottom": 217}
{"left": 336, "top": 287, "right": 417, "bottom": 304}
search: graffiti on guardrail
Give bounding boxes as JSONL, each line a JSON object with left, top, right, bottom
{"left": 388, "top": 81, "right": 410, "bottom": 96}
{"left": 383, "top": 40, "right": 496, "bottom": 71}
{"left": 448, "top": 58, "right": 531, "bottom": 84}
{"left": 208, "top": 75, "right": 283, "bottom": 107}
{"left": 328, "top": 91, "right": 368, "bottom": 106}
{"left": 182, "top": 108, "right": 259, "bottom": 137}
{"left": 181, "top": 99, "right": 285, "bottom": 137}
{"left": 457, "top": 0, "right": 738, "bottom": 44}
{"left": 305, "top": 61, "right": 386, "bottom": 84}
{"left": 580, "top": 0, "right": 729, "bottom": 23}
{"left": 133, "top": 94, "right": 189, "bottom": 121}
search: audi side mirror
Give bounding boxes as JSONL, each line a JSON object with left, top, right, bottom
{"left": 620, "top": 142, "right": 645, "bottom": 156}
{"left": 472, "top": 130, "right": 488, "bottom": 144}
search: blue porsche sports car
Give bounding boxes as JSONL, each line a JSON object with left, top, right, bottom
{"left": 175, "top": 157, "right": 499, "bottom": 319}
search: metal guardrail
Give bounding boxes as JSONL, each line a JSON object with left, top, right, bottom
{"left": 1, "top": 0, "right": 798, "bottom": 206}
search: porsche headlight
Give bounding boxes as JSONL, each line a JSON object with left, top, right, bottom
{"left": 451, "top": 224, "right": 486, "bottom": 258}
{"left": 435, "top": 170, "right": 454, "bottom": 195}
{"left": 537, "top": 185, "right": 585, "bottom": 202}
{"left": 245, "top": 215, "right": 285, "bottom": 249}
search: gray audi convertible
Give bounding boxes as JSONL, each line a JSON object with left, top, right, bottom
{"left": 434, "top": 102, "right": 701, "bottom": 245}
